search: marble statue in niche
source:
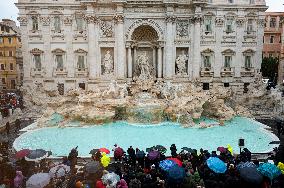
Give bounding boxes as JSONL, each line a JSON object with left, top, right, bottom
{"left": 176, "top": 50, "right": 188, "bottom": 75}
{"left": 137, "top": 51, "right": 151, "bottom": 78}
{"left": 102, "top": 50, "right": 114, "bottom": 75}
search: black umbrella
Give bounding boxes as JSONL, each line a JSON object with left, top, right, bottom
{"left": 89, "top": 149, "right": 100, "bottom": 155}
{"left": 181, "top": 147, "right": 194, "bottom": 153}
{"left": 136, "top": 150, "right": 146, "bottom": 159}
{"left": 85, "top": 161, "right": 104, "bottom": 174}
{"left": 239, "top": 167, "right": 263, "bottom": 185}
{"left": 25, "top": 149, "right": 50, "bottom": 162}
{"left": 155, "top": 145, "right": 167, "bottom": 153}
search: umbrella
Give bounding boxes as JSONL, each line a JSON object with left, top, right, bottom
{"left": 26, "top": 173, "right": 50, "bottom": 188}
{"left": 237, "top": 161, "right": 256, "bottom": 171}
{"left": 114, "top": 147, "right": 124, "bottom": 158}
{"left": 146, "top": 146, "right": 155, "bottom": 153}
{"left": 15, "top": 149, "right": 31, "bottom": 159}
{"left": 239, "top": 167, "right": 263, "bottom": 185}
{"left": 85, "top": 161, "right": 104, "bottom": 174}
{"left": 206, "top": 157, "right": 227, "bottom": 174}
{"left": 25, "top": 149, "right": 49, "bottom": 162}
{"left": 49, "top": 164, "right": 70, "bottom": 178}
{"left": 148, "top": 150, "right": 160, "bottom": 160}
{"left": 257, "top": 163, "right": 282, "bottom": 180}
{"left": 217, "top": 147, "right": 227, "bottom": 153}
{"left": 99, "top": 148, "right": 110, "bottom": 154}
{"left": 181, "top": 147, "right": 194, "bottom": 153}
{"left": 89, "top": 149, "right": 99, "bottom": 155}
{"left": 168, "top": 157, "right": 182, "bottom": 167}
{"left": 102, "top": 172, "right": 120, "bottom": 187}
{"left": 159, "top": 160, "right": 176, "bottom": 171}
{"left": 155, "top": 145, "right": 167, "bottom": 153}
{"left": 167, "top": 165, "right": 186, "bottom": 183}
{"left": 136, "top": 150, "right": 146, "bottom": 159}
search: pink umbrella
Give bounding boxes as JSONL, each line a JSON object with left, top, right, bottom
{"left": 15, "top": 149, "right": 31, "bottom": 159}
{"left": 114, "top": 147, "right": 124, "bottom": 158}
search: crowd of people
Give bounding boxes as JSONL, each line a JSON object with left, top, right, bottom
{"left": 0, "top": 92, "right": 23, "bottom": 118}
{"left": 0, "top": 143, "right": 284, "bottom": 188}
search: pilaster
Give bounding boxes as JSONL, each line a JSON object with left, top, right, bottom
{"left": 165, "top": 14, "right": 175, "bottom": 79}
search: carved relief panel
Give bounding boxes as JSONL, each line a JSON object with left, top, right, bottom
{"left": 101, "top": 48, "right": 114, "bottom": 75}
{"left": 99, "top": 19, "right": 114, "bottom": 38}
{"left": 176, "top": 20, "right": 190, "bottom": 39}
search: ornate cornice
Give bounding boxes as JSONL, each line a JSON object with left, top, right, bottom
{"left": 84, "top": 15, "right": 98, "bottom": 24}
{"left": 64, "top": 16, "right": 73, "bottom": 25}
{"left": 40, "top": 16, "right": 51, "bottom": 26}
{"left": 215, "top": 17, "right": 224, "bottom": 27}
{"left": 113, "top": 14, "right": 124, "bottom": 24}
{"left": 165, "top": 15, "right": 176, "bottom": 23}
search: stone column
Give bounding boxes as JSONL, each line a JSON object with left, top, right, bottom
{"left": 64, "top": 15, "right": 74, "bottom": 78}
{"left": 17, "top": 16, "right": 30, "bottom": 84}
{"left": 157, "top": 47, "right": 163, "bottom": 78}
{"left": 86, "top": 14, "right": 98, "bottom": 80}
{"left": 165, "top": 15, "right": 175, "bottom": 79}
{"left": 235, "top": 17, "right": 246, "bottom": 78}
{"left": 127, "top": 46, "right": 132, "bottom": 78}
{"left": 153, "top": 48, "right": 156, "bottom": 71}
{"left": 115, "top": 14, "right": 126, "bottom": 80}
{"left": 256, "top": 17, "right": 266, "bottom": 72}
{"left": 192, "top": 11, "right": 202, "bottom": 78}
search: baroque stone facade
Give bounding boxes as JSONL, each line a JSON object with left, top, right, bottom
{"left": 16, "top": 0, "right": 267, "bottom": 94}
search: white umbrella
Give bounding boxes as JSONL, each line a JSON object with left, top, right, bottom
{"left": 49, "top": 164, "right": 70, "bottom": 178}
{"left": 26, "top": 173, "right": 51, "bottom": 188}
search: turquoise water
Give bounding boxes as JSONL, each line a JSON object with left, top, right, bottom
{"left": 13, "top": 117, "right": 279, "bottom": 157}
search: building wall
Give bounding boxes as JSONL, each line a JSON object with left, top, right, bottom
{"left": 16, "top": 0, "right": 267, "bottom": 94}
{"left": 0, "top": 19, "right": 21, "bottom": 90}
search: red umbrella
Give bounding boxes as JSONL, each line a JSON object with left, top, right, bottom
{"left": 15, "top": 149, "right": 31, "bottom": 159}
{"left": 168, "top": 157, "right": 182, "bottom": 167}
{"left": 99, "top": 148, "right": 110, "bottom": 154}
{"left": 217, "top": 147, "right": 227, "bottom": 153}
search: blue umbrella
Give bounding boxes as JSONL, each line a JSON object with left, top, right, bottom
{"left": 239, "top": 167, "right": 263, "bottom": 185}
{"left": 159, "top": 160, "right": 176, "bottom": 171}
{"left": 136, "top": 151, "right": 145, "bottom": 159}
{"left": 167, "top": 165, "right": 186, "bottom": 183}
{"left": 257, "top": 163, "right": 282, "bottom": 180}
{"left": 206, "top": 157, "right": 227, "bottom": 174}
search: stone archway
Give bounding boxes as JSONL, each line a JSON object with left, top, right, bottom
{"left": 126, "top": 23, "right": 164, "bottom": 79}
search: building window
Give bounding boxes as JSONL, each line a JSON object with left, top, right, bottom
{"left": 79, "top": 83, "right": 85, "bottom": 90}
{"left": 2, "top": 78, "right": 6, "bottom": 84}
{"left": 77, "top": 55, "right": 85, "bottom": 70}
{"left": 56, "top": 55, "right": 64, "bottom": 70}
{"left": 75, "top": 16, "right": 84, "bottom": 31}
{"left": 10, "top": 63, "right": 13, "bottom": 70}
{"left": 203, "top": 56, "right": 211, "bottom": 68}
{"left": 204, "top": 17, "right": 212, "bottom": 33}
{"left": 58, "top": 83, "right": 64, "bottom": 95}
{"left": 10, "top": 80, "right": 16, "bottom": 89}
{"left": 224, "top": 56, "right": 232, "bottom": 68}
{"left": 9, "top": 51, "right": 13, "bottom": 57}
{"left": 8, "top": 38, "right": 12, "bottom": 44}
{"left": 247, "top": 19, "right": 254, "bottom": 33}
{"left": 54, "top": 16, "right": 61, "bottom": 32}
{"left": 245, "top": 56, "right": 252, "bottom": 68}
{"left": 244, "top": 83, "right": 250, "bottom": 93}
{"left": 224, "top": 83, "right": 230, "bottom": 87}
{"left": 34, "top": 54, "right": 41, "bottom": 70}
{"left": 0, "top": 37, "right": 3, "bottom": 44}
{"left": 1, "top": 26, "right": 4, "bottom": 31}
{"left": 0, "top": 51, "right": 3, "bottom": 56}
{"left": 226, "top": 18, "right": 233, "bottom": 33}
{"left": 270, "top": 35, "right": 274, "bottom": 43}
{"left": 249, "top": 0, "right": 255, "bottom": 4}
{"left": 270, "top": 18, "right": 276, "bottom": 28}
{"left": 32, "top": 16, "right": 39, "bottom": 31}
{"left": 203, "top": 83, "right": 210, "bottom": 90}
{"left": 228, "top": 0, "right": 233, "bottom": 3}
{"left": 0, "top": 64, "right": 5, "bottom": 70}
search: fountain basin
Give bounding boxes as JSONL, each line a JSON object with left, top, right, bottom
{"left": 13, "top": 117, "right": 279, "bottom": 157}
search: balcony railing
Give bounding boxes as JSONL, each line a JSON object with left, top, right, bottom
{"left": 200, "top": 67, "right": 214, "bottom": 77}
{"left": 240, "top": 67, "right": 255, "bottom": 77}
{"left": 75, "top": 68, "right": 88, "bottom": 77}
{"left": 53, "top": 67, "right": 67, "bottom": 76}
{"left": 221, "top": 67, "right": 235, "bottom": 77}
{"left": 31, "top": 68, "right": 45, "bottom": 77}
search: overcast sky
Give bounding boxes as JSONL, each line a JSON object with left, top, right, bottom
{"left": 0, "top": 0, "right": 283, "bottom": 23}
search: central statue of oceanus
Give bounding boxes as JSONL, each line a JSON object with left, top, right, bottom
{"left": 137, "top": 51, "right": 151, "bottom": 78}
